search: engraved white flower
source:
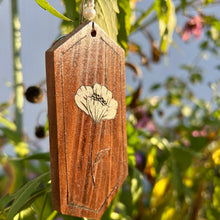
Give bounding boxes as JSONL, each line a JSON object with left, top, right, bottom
{"left": 75, "top": 83, "right": 118, "bottom": 124}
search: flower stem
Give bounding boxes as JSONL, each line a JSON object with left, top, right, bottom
{"left": 11, "top": 0, "right": 24, "bottom": 137}
{"left": 91, "top": 123, "right": 96, "bottom": 187}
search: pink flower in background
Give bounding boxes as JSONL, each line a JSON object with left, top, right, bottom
{"left": 146, "top": 121, "right": 157, "bottom": 133}
{"left": 200, "top": 129, "right": 207, "bottom": 137}
{"left": 192, "top": 130, "right": 200, "bottom": 137}
{"left": 182, "top": 15, "right": 203, "bottom": 42}
{"left": 192, "top": 129, "right": 207, "bottom": 138}
{"left": 135, "top": 108, "right": 157, "bottom": 133}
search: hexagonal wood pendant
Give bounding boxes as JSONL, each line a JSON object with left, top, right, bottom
{"left": 45, "top": 22, "right": 128, "bottom": 219}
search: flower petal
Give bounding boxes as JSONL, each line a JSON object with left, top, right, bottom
{"left": 87, "top": 97, "right": 108, "bottom": 124}
{"left": 75, "top": 94, "right": 89, "bottom": 115}
{"left": 86, "top": 98, "right": 96, "bottom": 122}
{"left": 108, "top": 99, "right": 118, "bottom": 110}
{"left": 93, "top": 83, "right": 102, "bottom": 96}
{"left": 102, "top": 99, "right": 118, "bottom": 120}
{"left": 96, "top": 104, "right": 108, "bottom": 123}
{"left": 75, "top": 86, "right": 93, "bottom": 115}
{"left": 77, "top": 86, "right": 93, "bottom": 98}
{"left": 101, "top": 85, "right": 112, "bottom": 103}
{"left": 102, "top": 108, "right": 117, "bottom": 120}
{"left": 182, "top": 30, "right": 190, "bottom": 42}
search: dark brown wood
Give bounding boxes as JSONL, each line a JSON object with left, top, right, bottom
{"left": 46, "top": 22, "right": 128, "bottom": 219}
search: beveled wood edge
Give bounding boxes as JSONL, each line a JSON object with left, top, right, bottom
{"left": 45, "top": 51, "right": 61, "bottom": 212}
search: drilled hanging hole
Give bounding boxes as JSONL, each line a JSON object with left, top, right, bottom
{"left": 91, "top": 30, "right": 97, "bottom": 37}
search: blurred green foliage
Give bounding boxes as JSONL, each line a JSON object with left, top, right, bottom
{"left": 1, "top": 0, "right": 220, "bottom": 219}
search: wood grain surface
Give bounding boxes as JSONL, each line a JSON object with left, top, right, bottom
{"left": 46, "top": 22, "right": 127, "bottom": 219}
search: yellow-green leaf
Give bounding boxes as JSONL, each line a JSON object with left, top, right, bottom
{"left": 35, "top": 0, "right": 72, "bottom": 22}
{"left": 94, "top": 0, "right": 118, "bottom": 42}
{"left": 117, "top": 0, "right": 131, "bottom": 51}
{"left": 154, "top": 0, "right": 176, "bottom": 53}
{"left": 7, "top": 172, "right": 50, "bottom": 219}
{"left": 61, "top": 0, "right": 81, "bottom": 34}
{"left": 0, "top": 116, "right": 16, "bottom": 131}
{"left": 14, "top": 142, "right": 29, "bottom": 157}
{"left": 112, "top": 0, "right": 120, "bottom": 13}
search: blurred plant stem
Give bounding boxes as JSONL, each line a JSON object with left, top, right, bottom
{"left": 11, "top": 0, "right": 24, "bottom": 137}
{"left": 130, "top": 3, "right": 154, "bottom": 33}
{"left": 80, "top": 0, "right": 85, "bottom": 24}
{"left": 131, "top": 0, "right": 196, "bottom": 34}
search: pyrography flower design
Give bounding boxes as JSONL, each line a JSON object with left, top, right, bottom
{"left": 75, "top": 83, "right": 118, "bottom": 125}
{"left": 74, "top": 83, "right": 118, "bottom": 187}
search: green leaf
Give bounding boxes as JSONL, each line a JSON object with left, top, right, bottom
{"left": 0, "top": 102, "right": 11, "bottom": 115}
{"left": 213, "top": 185, "right": 220, "bottom": 209}
{"left": 0, "top": 156, "right": 24, "bottom": 193}
{"left": 189, "top": 73, "right": 202, "bottom": 84}
{"left": 131, "top": 168, "right": 143, "bottom": 204}
{"left": 0, "top": 194, "right": 14, "bottom": 211}
{"left": 203, "top": 0, "right": 215, "bottom": 5}
{"left": 46, "top": 210, "right": 57, "bottom": 220}
{"left": 7, "top": 172, "right": 50, "bottom": 220}
{"left": 119, "top": 167, "right": 143, "bottom": 217}
{"left": 150, "top": 83, "right": 161, "bottom": 91}
{"left": 0, "top": 213, "right": 6, "bottom": 220}
{"left": 180, "top": 64, "right": 203, "bottom": 84}
{"left": 127, "top": 145, "right": 136, "bottom": 168}
{"left": 94, "top": 0, "right": 119, "bottom": 42}
{"left": 171, "top": 158, "right": 183, "bottom": 197}
{"left": 200, "top": 41, "right": 209, "bottom": 50}
{"left": 44, "top": 117, "right": 49, "bottom": 133}
{"left": 170, "top": 146, "right": 192, "bottom": 171}
{"left": 181, "top": 0, "right": 187, "bottom": 9}
{"left": 0, "top": 116, "right": 29, "bottom": 156}
{"left": 31, "top": 193, "right": 53, "bottom": 220}
{"left": 61, "top": 0, "right": 81, "bottom": 34}
{"left": 206, "top": 207, "right": 220, "bottom": 220}
{"left": 25, "top": 153, "right": 50, "bottom": 161}
{"left": 0, "top": 116, "right": 16, "bottom": 131}
{"left": 10, "top": 153, "right": 50, "bottom": 162}
{"left": 126, "top": 121, "right": 141, "bottom": 149}
{"left": 14, "top": 207, "right": 36, "bottom": 220}
{"left": 0, "top": 173, "right": 49, "bottom": 212}
{"left": 0, "top": 127, "right": 20, "bottom": 142}
{"left": 204, "top": 15, "right": 220, "bottom": 32}
{"left": 101, "top": 199, "right": 116, "bottom": 220}
{"left": 0, "top": 127, "right": 29, "bottom": 156}
{"left": 35, "top": 0, "right": 73, "bottom": 22}
{"left": 117, "top": 0, "right": 131, "bottom": 51}
{"left": 154, "top": 0, "right": 176, "bottom": 53}
{"left": 126, "top": 95, "right": 133, "bottom": 106}
{"left": 14, "top": 142, "right": 29, "bottom": 157}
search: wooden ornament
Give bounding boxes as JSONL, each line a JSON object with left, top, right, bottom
{"left": 46, "top": 21, "right": 128, "bottom": 219}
